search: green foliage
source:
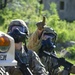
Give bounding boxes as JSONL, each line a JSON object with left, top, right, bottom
{"left": 0, "top": 0, "right": 75, "bottom": 43}
{"left": 66, "top": 46, "right": 75, "bottom": 59}
{"left": 50, "top": 2, "right": 58, "bottom": 15}
{"left": 47, "top": 14, "right": 59, "bottom": 28}
{"left": 57, "top": 29, "right": 69, "bottom": 43}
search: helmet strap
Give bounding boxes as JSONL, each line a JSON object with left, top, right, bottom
{"left": 23, "top": 39, "right": 28, "bottom": 53}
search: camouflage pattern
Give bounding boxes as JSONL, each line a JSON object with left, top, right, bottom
{"left": 58, "top": 70, "right": 70, "bottom": 75}
{"left": 6, "top": 46, "right": 48, "bottom": 75}
{"left": 7, "top": 19, "right": 29, "bottom": 36}
{"left": 6, "top": 19, "right": 48, "bottom": 75}
{"left": 70, "top": 65, "right": 75, "bottom": 74}
{"left": 27, "top": 26, "right": 59, "bottom": 75}
{"left": 58, "top": 66, "right": 75, "bottom": 75}
{"left": 40, "top": 52, "right": 59, "bottom": 75}
{"left": 27, "top": 26, "right": 57, "bottom": 53}
{"left": 27, "top": 24, "right": 75, "bottom": 75}
{"left": 43, "top": 26, "right": 57, "bottom": 35}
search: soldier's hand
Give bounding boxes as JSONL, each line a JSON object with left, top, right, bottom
{"left": 36, "top": 16, "right": 46, "bottom": 30}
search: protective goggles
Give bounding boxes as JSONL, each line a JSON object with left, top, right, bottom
{"left": 43, "top": 33, "right": 56, "bottom": 43}
{"left": 11, "top": 25, "right": 26, "bottom": 33}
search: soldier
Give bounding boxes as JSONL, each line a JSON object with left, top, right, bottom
{"left": 27, "top": 16, "right": 57, "bottom": 53}
{"left": 27, "top": 16, "right": 75, "bottom": 75}
{"left": 6, "top": 19, "right": 48, "bottom": 75}
{"left": 27, "top": 16, "right": 59, "bottom": 75}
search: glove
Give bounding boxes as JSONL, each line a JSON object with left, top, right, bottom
{"left": 36, "top": 16, "right": 46, "bottom": 30}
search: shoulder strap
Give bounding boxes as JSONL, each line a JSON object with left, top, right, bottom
{"left": 24, "top": 45, "right": 28, "bottom": 53}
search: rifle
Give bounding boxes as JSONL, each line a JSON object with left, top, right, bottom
{"left": 15, "top": 52, "right": 33, "bottom": 75}
{"left": 43, "top": 51, "right": 73, "bottom": 71}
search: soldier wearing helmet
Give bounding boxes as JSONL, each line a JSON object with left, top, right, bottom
{"left": 7, "top": 19, "right": 29, "bottom": 36}
{"left": 27, "top": 16, "right": 59, "bottom": 75}
{"left": 27, "top": 16, "right": 57, "bottom": 53}
{"left": 27, "top": 16, "right": 75, "bottom": 75}
{"left": 6, "top": 19, "right": 49, "bottom": 75}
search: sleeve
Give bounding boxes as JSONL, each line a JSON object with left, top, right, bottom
{"left": 30, "top": 51, "right": 49, "bottom": 75}
{"left": 27, "top": 30, "right": 41, "bottom": 52}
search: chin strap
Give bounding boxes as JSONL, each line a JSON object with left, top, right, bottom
{"left": 23, "top": 39, "right": 28, "bottom": 53}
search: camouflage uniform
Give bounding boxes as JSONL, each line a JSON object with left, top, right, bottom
{"left": 27, "top": 26, "right": 59, "bottom": 75}
{"left": 7, "top": 46, "right": 48, "bottom": 75}
{"left": 27, "top": 16, "right": 75, "bottom": 75}
{"left": 27, "top": 25, "right": 75, "bottom": 75}
{"left": 58, "top": 66, "right": 75, "bottom": 75}
{"left": 27, "top": 26, "right": 57, "bottom": 53}
{"left": 6, "top": 19, "right": 48, "bottom": 75}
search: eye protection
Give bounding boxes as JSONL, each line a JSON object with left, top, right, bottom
{"left": 44, "top": 33, "right": 55, "bottom": 38}
{"left": 43, "top": 33, "right": 56, "bottom": 41}
{"left": 42, "top": 33, "right": 53, "bottom": 40}
{"left": 11, "top": 25, "right": 26, "bottom": 33}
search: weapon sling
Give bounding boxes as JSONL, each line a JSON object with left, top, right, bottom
{"left": 15, "top": 52, "right": 33, "bottom": 75}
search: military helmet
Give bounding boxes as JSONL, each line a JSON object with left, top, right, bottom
{"left": 43, "top": 26, "right": 57, "bottom": 42}
{"left": 8, "top": 19, "right": 29, "bottom": 36}
{"left": 44, "top": 26, "right": 56, "bottom": 34}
